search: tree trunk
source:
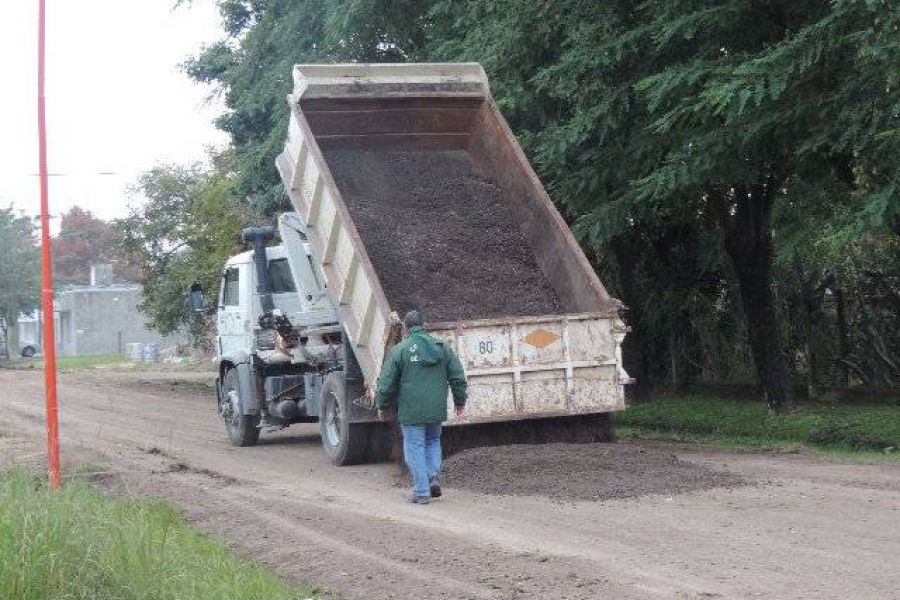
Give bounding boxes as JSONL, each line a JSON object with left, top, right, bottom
{"left": 802, "top": 277, "right": 822, "bottom": 400}
{"left": 668, "top": 334, "right": 683, "bottom": 391}
{"left": 833, "top": 285, "right": 850, "bottom": 386}
{"left": 611, "top": 235, "right": 651, "bottom": 402}
{"left": 1, "top": 310, "right": 17, "bottom": 359}
{"left": 610, "top": 234, "right": 651, "bottom": 402}
{"left": 717, "top": 184, "right": 795, "bottom": 412}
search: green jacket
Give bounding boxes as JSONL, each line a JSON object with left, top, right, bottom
{"left": 374, "top": 327, "right": 468, "bottom": 425}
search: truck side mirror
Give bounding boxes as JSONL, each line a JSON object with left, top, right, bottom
{"left": 190, "top": 282, "right": 204, "bottom": 313}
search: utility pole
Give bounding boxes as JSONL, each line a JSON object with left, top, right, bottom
{"left": 37, "top": 0, "right": 61, "bottom": 489}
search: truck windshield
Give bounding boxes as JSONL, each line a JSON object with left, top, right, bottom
{"left": 268, "top": 258, "right": 296, "bottom": 294}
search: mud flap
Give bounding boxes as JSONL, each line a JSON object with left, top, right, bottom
{"left": 345, "top": 376, "right": 379, "bottom": 423}
{"left": 236, "top": 362, "right": 260, "bottom": 415}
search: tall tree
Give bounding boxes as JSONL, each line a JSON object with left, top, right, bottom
{"left": 183, "top": 0, "right": 427, "bottom": 215}
{"left": 428, "top": 1, "right": 669, "bottom": 395}
{"left": 53, "top": 206, "right": 141, "bottom": 285}
{"left": 184, "top": 1, "right": 328, "bottom": 215}
{"left": 425, "top": 0, "right": 900, "bottom": 407}
{"left": 0, "top": 207, "right": 40, "bottom": 346}
{"left": 185, "top": 0, "right": 900, "bottom": 401}
{"left": 628, "top": 0, "right": 900, "bottom": 409}
{"left": 117, "top": 154, "right": 247, "bottom": 343}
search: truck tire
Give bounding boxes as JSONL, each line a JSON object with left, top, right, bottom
{"left": 319, "top": 371, "right": 368, "bottom": 465}
{"left": 222, "top": 369, "right": 260, "bottom": 447}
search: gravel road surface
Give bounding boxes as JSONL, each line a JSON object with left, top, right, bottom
{"left": 1, "top": 369, "right": 898, "bottom": 600}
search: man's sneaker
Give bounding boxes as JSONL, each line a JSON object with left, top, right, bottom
{"left": 408, "top": 494, "right": 430, "bottom": 505}
{"left": 429, "top": 477, "right": 442, "bottom": 498}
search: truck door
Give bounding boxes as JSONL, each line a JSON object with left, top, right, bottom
{"left": 217, "top": 264, "right": 250, "bottom": 357}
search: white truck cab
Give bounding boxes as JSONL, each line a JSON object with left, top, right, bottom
{"left": 211, "top": 214, "right": 383, "bottom": 464}
{"left": 216, "top": 244, "right": 334, "bottom": 360}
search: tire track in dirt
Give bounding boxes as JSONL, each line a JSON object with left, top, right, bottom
{"left": 3, "top": 369, "right": 900, "bottom": 600}
{"left": 1, "top": 370, "right": 647, "bottom": 599}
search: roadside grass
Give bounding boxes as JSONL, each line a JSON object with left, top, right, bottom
{"left": 8, "top": 354, "right": 128, "bottom": 371}
{"left": 3, "top": 354, "right": 210, "bottom": 373}
{"left": 619, "top": 394, "right": 900, "bottom": 458}
{"left": 0, "top": 469, "right": 316, "bottom": 600}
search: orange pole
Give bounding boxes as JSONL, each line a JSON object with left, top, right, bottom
{"left": 37, "top": 0, "right": 61, "bottom": 489}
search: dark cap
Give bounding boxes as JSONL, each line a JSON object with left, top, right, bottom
{"left": 403, "top": 310, "right": 424, "bottom": 329}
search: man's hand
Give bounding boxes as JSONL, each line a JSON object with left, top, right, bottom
{"left": 454, "top": 405, "right": 467, "bottom": 419}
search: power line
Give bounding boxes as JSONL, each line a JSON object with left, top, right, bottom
{"left": 23, "top": 171, "right": 125, "bottom": 177}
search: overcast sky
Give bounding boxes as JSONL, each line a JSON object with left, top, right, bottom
{"left": 1, "top": 0, "right": 229, "bottom": 225}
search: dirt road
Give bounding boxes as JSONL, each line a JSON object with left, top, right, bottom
{"left": 2, "top": 369, "right": 898, "bottom": 599}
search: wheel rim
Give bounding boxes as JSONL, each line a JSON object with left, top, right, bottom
{"left": 324, "top": 390, "right": 342, "bottom": 448}
{"left": 223, "top": 388, "right": 241, "bottom": 429}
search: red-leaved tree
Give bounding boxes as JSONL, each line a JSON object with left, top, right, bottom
{"left": 53, "top": 206, "right": 142, "bottom": 285}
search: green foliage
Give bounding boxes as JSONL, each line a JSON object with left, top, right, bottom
{"left": 181, "top": 0, "right": 900, "bottom": 398}
{"left": 13, "top": 354, "right": 128, "bottom": 372}
{"left": 620, "top": 394, "right": 900, "bottom": 452}
{"left": 184, "top": 2, "right": 325, "bottom": 214}
{"left": 184, "top": 0, "right": 432, "bottom": 214}
{"left": 116, "top": 154, "right": 247, "bottom": 342}
{"left": 0, "top": 207, "right": 39, "bottom": 332}
{"left": 323, "top": 0, "right": 431, "bottom": 62}
{"left": 426, "top": 0, "right": 900, "bottom": 402}
{"left": 0, "top": 469, "right": 312, "bottom": 599}
{"left": 632, "top": 0, "right": 900, "bottom": 245}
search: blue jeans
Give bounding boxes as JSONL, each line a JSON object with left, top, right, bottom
{"left": 401, "top": 423, "right": 442, "bottom": 498}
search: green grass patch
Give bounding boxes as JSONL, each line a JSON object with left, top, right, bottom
{"left": 0, "top": 469, "right": 316, "bottom": 600}
{"left": 4, "top": 354, "right": 210, "bottom": 373}
{"left": 10, "top": 354, "right": 129, "bottom": 371}
{"left": 56, "top": 354, "right": 129, "bottom": 370}
{"left": 619, "top": 394, "right": 900, "bottom": 455}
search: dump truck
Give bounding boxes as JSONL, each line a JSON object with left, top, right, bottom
{"left": 209, "top": 63, "right": 630, "bottom": 464}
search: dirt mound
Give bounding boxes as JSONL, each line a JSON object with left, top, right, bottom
{"left": 324, "top": 149, "right": 563, "bottom": 322}
{"left": 443, "top": 442, "right": 744, "bottom": 501}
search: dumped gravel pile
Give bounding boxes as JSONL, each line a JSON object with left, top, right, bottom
{"left": 443, "top": 442, "right": 745, "bottom": 501}
{"left": 324, "top": 149, "right": 563, "bottom": 322}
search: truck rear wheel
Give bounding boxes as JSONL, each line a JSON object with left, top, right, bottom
{"left": 320, "top": 372, "right": 369, "bottom": 465}
{"left": 222, "top": 369, "right": 260, "bottom": 447}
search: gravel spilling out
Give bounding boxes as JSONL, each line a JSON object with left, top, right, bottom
{"left": 443, "top": 443, "right": 745, "bottom": 501}
{"left": 324, "top": 149, "right": 563, "bottom": 322}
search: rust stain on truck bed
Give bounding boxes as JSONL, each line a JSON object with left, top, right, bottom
{"left": 522, "top": 329, "right": 560, "bottom": 349}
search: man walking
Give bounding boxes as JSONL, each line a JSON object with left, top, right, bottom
{"left": 374, "top": 310, "right": 467, "bottom": 504}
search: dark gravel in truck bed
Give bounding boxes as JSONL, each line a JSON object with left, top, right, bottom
{"left": 323, "top": 149, "right": 563, "bottom": 322}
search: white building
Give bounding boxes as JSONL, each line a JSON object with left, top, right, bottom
{"left": 17, "top": 265, "right": 181, "bottom": 357}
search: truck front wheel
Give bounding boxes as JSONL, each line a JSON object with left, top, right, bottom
{"left": 320, "top": 372, "right": 369, "bottom": 465}
{"left": 222, "top": 368, "right": 260, "bottom": 447}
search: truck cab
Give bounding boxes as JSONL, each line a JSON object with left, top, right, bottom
{"left": 212, "top": 214, "right": 385, "bottom": 463}
{"left": 216, "top": 244, "right": 334, "bottom": 360}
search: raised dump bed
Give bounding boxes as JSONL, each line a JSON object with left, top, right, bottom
{"left": 276, "top": 63, "right": 629, "bottom": 424}
{"left": 323, "top": 148, "right": 563, "bottom": 322}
